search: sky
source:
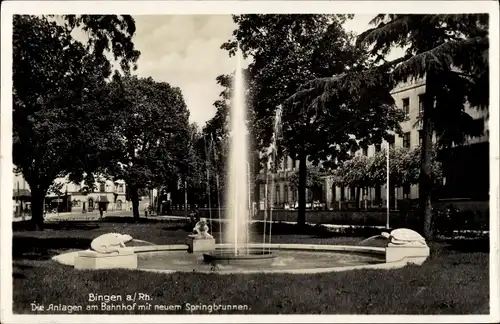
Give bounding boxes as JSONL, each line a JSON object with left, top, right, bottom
{"left": 128, "top": 15, "right": 383, "bottom": 128}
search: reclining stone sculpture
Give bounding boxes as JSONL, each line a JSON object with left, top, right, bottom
{"left": 89, "top": 233, "right": 133, "bottom": 254}
{"left": 381, "top": 228, "right": 427, "bottom": 246}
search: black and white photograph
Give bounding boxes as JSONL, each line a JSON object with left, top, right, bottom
{"left": 1, "top": 1, "right": 499, "bottom": 323}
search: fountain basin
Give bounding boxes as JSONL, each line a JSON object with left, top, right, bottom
{"left": 74, "top": 248, "right": 137, "bottom": 270}
{"left": 53, "top": 243, "right": 421, "bottom": 274}
{"left": 203, "top": 248, "right": 276, "bottom": 265}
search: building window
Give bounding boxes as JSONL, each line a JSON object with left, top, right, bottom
{"left": 362, "top": 147, "right": 368, "bottom": 156}
{"left": 99, "top": 182, "right": 105, "bottom": 192}
{"left": 284, "top": 185, "right": 289, "bottom": 203}
{"left": 118, "top": 184, "right": 124, "bottom": 193}
{"left": 375, "top": 144, "right": 381, "bottom": 153}
{"left": 402, "top": 98, "right": 410, "bottom": 118}
{"left": 116, "top": 200, "right": 122, "bottom": 210}
{"left": 275, "top": 185, "right": 280, "bottom": 206}
{"left": 418, "top": 94, "right": 425, "bottom": 115}
{"left": 403, "top": 132, "right": 411, "bottom": 149}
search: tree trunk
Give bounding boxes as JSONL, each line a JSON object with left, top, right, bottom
{"left": 24, "top": 177, "right": 49, "bottom": 231}
{"left": 297, "top": 149, "right": 307, "bottom": 227}
{"left": 184, "top": 180, "right": 188, "bottom": 218}
{"left": 355, "top": 187, "right": 361, "bottom": 211}
{"left": 390, "top": 184, "right": 396, "bottom": 209}
{"left": 254, "top": 180, "right": 260, "bottom": 202}
{"left": 30, "top": 193, "right": 45, "bottom": 231}
{"left": 156, "top": 187, "right": 162, "bottom": 215}
{"left": 130, "top": 187, "right": 140, "bottom": 220}
{"left": 420, "top": 72, "right": 435, "bottom": 239}
{"left": 331, "top": 183, "right": 336, "bottom": 210}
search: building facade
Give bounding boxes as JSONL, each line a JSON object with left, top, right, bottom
{"left": 12, "top": 173, "right": 129, "bottom": 214}
{"left": 257, "top": 77, "right": 489, "bottom": 210}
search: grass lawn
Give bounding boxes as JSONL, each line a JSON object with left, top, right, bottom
{"left": 12, "top": 218, "right": 490, "bottom": 315}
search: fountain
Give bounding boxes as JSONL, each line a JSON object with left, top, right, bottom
{"left": 53, "top": 48, "right": 430, "bottom": 274}
{"left": 202, "top": 49, "right": 275, "bottom": 264}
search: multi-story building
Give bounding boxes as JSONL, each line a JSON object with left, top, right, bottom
{"left": 257, "top": 77, "right": 489, "bottom": 210}
{"left": 12, "top": 172, "right": 129, "bottom": 214}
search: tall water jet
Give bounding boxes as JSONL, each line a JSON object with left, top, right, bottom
{"left": 224, "top": 49, "right": 250, "bottom": 254}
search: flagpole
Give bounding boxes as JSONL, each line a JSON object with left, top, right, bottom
{"left": 386, "top": 143, "right": 390, "bottom": 229}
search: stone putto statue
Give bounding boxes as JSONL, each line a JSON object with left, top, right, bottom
{"left": 190, "top": 218, "right": 213, "bottom": 239}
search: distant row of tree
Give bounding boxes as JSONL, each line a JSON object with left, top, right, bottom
{"left": 332, "top": 147, "right": 442, "bottom": 191}
{"left": 268, "top": 146, "right": 442, "bottom": 209}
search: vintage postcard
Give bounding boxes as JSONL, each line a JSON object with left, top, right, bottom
{"left": 1, "top": 1, "right": 499, "bottom": 323}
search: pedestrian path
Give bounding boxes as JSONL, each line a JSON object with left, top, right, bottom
{"left": 12, "top": 210, "right": 128, "bottom": 222}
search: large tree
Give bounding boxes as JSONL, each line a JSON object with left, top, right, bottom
{"left": 13, "top": 15, "right": 140, "bottom": 229}
{"left": 294, "top": 14, "right": 489, "bottom": 238}
{"left": 105, "top": 76, "right": 192, "bottom": 220}
{"left": 222, "top": 14, "right": 403, "bottom": 226}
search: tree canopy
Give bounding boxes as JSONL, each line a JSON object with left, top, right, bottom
{"left": 287, "top": 14, "right": 489, "bottom": 238}
{"left": 104, "top": 76, "right": 192, "bottom": 219}
{"left": 13, "top": 15, "right": 140, "bottom": 229}
{"left": 332, "top": 147, "right": 443, "bottom": 189}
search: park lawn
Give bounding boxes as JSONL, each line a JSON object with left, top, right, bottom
{"left": 12, "top": 219, "right": 489, "bottom": 314}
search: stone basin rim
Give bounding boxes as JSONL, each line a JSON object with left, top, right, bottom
{"left": 130, "top": 243, "right": 386, "bottom": 256}
{"left": 50, "top": 243, "right": 428, "bottom": 274}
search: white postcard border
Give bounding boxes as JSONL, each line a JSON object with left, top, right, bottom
{"left": 1, "top": 1, "right": 498, "bottom": 323}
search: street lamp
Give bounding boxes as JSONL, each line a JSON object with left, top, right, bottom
{"left": 245, "top": 160, "right": 251, "bottom": 212}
